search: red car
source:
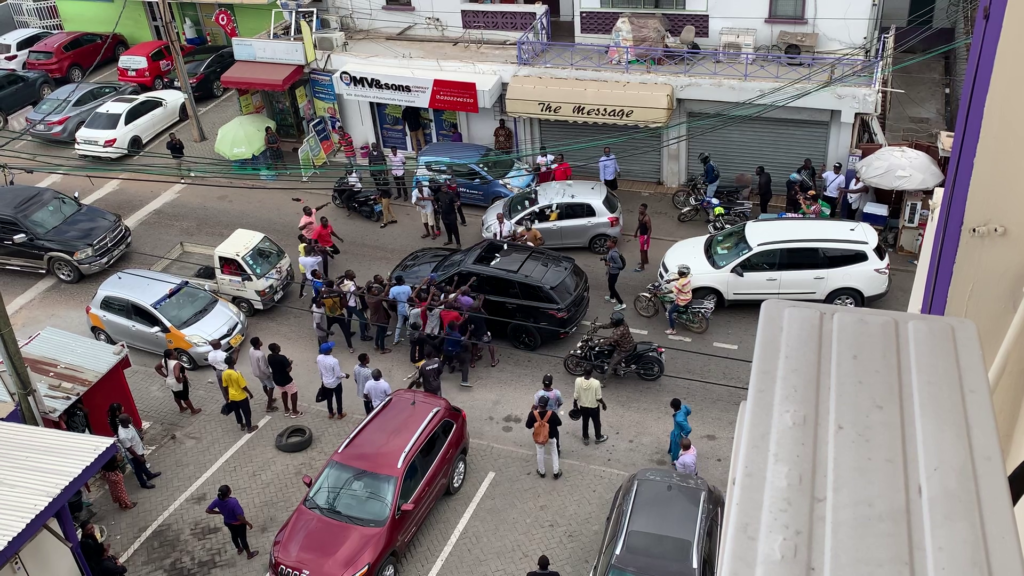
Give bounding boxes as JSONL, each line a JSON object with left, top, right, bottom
{"left": 116, "top": 40, "right": 194, "bottom": 90}
{"left": 25, "top": 31, "right": 128, "bottom": 83}
{"left": 271, "top": 390, "right": 470, "bottom": 576}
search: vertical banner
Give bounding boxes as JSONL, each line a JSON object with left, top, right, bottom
{"left": 213, "top": 8, "right": 238, "bottom": 38}
{"left": 309, "top": 71, "right": 341, "bottom": 148}
{"left": 305, "top": 134, "right": 327, "bottom": 167}
{"left": 295, "top": 83, "right": 314, "bottom": 122}
{"left": 299, "top": 20, "right": 316, "bottom": 64}
{"left": 298, "top": 142, "right": 314, "bottom": 181}
{"left": 308, "top": 118, "right": 334, "bottom": 156}
{"left": 418, "top": 108, "right": 434, "bottom": 146}
{"left": 432, "top": 109, "right": 459, "bottom": 142}
{"left": 375, "top": 103, "right": 408, "bottom": 150}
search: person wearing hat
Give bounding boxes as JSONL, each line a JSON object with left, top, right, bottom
{"left": 821, "top": 162, "right": 846, "bottom": 218}
{"left": 526, "top": 394, "right": 562, "bottom": 479}
{"left": 785, "top": 173, "right": 802, "bottom": 213}
{"left": 317, "top": 341, "right": 349, "bottom": 420}
{"left": 533, "top": 374, "right": 563, "bottom": 413}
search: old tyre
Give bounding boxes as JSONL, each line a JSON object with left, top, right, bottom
{"left": 234, "top": 298, "right": 256, "bottom": 317}
{"left": 48, "top": 257, "right": 82, "bottom": 283}
{"left": 446, "top": 454, "right": 467, "bottom": 495}
{"left": 275, "top": 425, "right": 313, "bottom": 453}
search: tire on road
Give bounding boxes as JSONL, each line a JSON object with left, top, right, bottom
{"left": 48, "top": 256, "right": 83, "bottom": 283}
{"left": 276, "top": 425, "right": 313, "bottom": 453}
{"left": 633, "top": 294, "right": 660, "bottom": 317}
{"left": 446, "top": 453, "right": 467, "bottom": 495}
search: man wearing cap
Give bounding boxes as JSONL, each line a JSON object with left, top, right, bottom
{"left": 317, "top": 342, "right": 348, "bottom": 420}
{"left": 821, "top": 162, "right": 846, "bottom": 219}
{"left": 533, "top": 374, "right": 563, "bottom": 413}
{"left": 526, "top": 395, "right": 562, "bottom": 480}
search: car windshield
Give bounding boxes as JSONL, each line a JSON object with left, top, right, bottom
{"left": 34, "top": 97, "right": 70, "bottom": 116}
{"left": 504, "top": 191, "right": 538, "bottom": 219}
{"left": 476, "top": 150, "right": 515, "bottom": 179}
{"left": 152, "top": 283, "right": 218, "bottom": 329}
{"left": 182, "top": 54, "right": 208, "bottom": 74}
{"left": 27, "top": 51, "right": 52, "bottom": 61}
{"left": 706, "top": 222, "right": 753, "bottom": 269}
{"left": 84, "top": 112, "right": 121, "bottom": 131}
{"left": 305, "top": 461, "right": 397, "bottom": 528}
{"left": 550, "top": 265, "right": 585, "bottom": 304}
{"left": 242, "top": 236, "right": 285, "bottom": 279}
{"left": 433, "top": 250, "right": 469, "bottom": 278}
{"left": 24, "top": 194, "right": 80, "bottom": 234}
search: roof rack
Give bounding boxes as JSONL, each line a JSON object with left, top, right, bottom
{"left": 398, "top": 407, "right": 441, "bottom": 468}
{"left": 337, "top": 396, "right": 392, "bottom": 454}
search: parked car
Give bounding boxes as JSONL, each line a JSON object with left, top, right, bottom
{"left": 166, "top": 45, "right": 233, "bottom": 98}
{"left": 116, "top": 39, "right": 194, "bottom": 90}
{"left": 75, "top": 90, "right": 188, "bottom": 158}
{"left": 413, "top": 142, "right": 534, "bottom": 206}
{"left": 26, "top": 82, "right": 140, "bottom": 141}
{"left": 0, "top": 28, "right": 53, "bottom": 70}
{"left": 658, "top": 219, "right": 891, "bottom": 308}
{"left": 392, "top": 240, "right": 589, "bottom": 350}
{"left": 481, "top": 181, "right": 623, "bottom": 254}
{"left": 271, "top": 389, "right": 469, "bottom": 576}
{"left": 589, "top": 469, "right": 724, "bottom": 576}
{"left": 0, "top": 69, "right": 55, "bottom": 129}
{"left": 87, "top": 269, "right": 248, "bottom": 369}
{"left": 26, "top": 31, "right": 128, "bottom": 82}
{"left": 0, "top": 185, "right": 131, "bottom": 283}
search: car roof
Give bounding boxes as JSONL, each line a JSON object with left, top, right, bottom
{"left": 333, "top": 389, "right": 453, "bottom": 475}
{"left": 31, "top": 31, "right": 85, "bottom": 49}
{"left": 743, "top": 219, "right": 875, "bottom": 248}
{"left": 94, "top": 95, "right": 142, "bottom": 114}
{"left": 46, "top": 81, "right": 110, "bottom": 99}
{"left": 96, "top": 269, "right": 190, "bottom": 303}
{"left": 534, "top": 180, "right": 608, "bottom": 204}
{"left": 183, "top": 45, "right": 230, "bottom": 59}
{"left": 463, "top": 240, "right": 576, "bottom": 286}
{"left": 0, "top": 185, "right": 62, "bottom": 217}
{"left": 419, "top": 142, "right": 490, "bottom": 162}
{"left": 0, "top": 28, "right": 47, "bottom": 43}
{"left": 121, "top": 40, "right": 166, "bottom": 55}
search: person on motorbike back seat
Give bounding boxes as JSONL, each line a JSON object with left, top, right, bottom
{"left": 340, "top": 169, "right": 361, "bottom": 214}
{"left": 595, "top": 312, "right": 634, "bottom": 376}
{"left": 665, "top": 265, "right": 692, "bottom": 336}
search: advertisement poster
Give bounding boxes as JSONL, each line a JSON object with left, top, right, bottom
{"left": 213, "top": 8, "right": 238, "bottom": 38}
{"left": 419, "top": 109, "right": 434, "bottom": 146}
{"left": 432, "top": 109, "right": 459, "bottom": 142}
{"left": 238, "top": 90, "right": 265, "bottom": 115}
{"left": 298, "top": 142, "right": 313, "bottom": 180}
{"left": 295, "top": 84, "right": 314, "bottom": 122}
{"left": 306, "top": 134, "right": 327, "bottom": 167}
{"left": 309, "top": 118, "right": 334, "bottom": 156}
{"left": 309, "top": 71, "right": 341, "bottom": 147}
{"left": 336, "top": 70, "right": 478, "bottom": 112}
{"left": 375, "top": 103, "right": 408, "bottom": 150}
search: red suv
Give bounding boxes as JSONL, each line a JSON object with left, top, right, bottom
{"left": 271, "top": 390, "right": 469, "bottom": 576}
{"left": 26, "top": 32, "right": 128, "bottom": 83}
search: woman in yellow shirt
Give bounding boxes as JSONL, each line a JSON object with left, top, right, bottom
{"left": 222, "top": 355, "right": 258, "bottom": 433}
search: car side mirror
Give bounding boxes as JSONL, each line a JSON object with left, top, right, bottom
{"left": 732, "top": 267, "right": 745, "bottom": 277}
{"left": 74, "top": 191, "right": 80, "bottom": 200}
{"left": 400, "top": 503, "right": 416, "bottom": 513}
{"left": 148, "top": 326, "right": 162, "bottom": 334}
{"left": 12, "top": 233, "right": 28, "bottom": 244}
{"left": 473, "top": 179, "right": 480, "bottom": 184}
{"left": 302, "top": 474, "right": 313, "bottom": 488}
{"left": 241, "top": 274, "right": 252, "bottom": 282}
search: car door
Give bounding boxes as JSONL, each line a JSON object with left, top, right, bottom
{"left": 134, "top": 99, "right": 165, "bottom": 141}
{"left": 454, "top": 164, "right": 489, "bottom": 206}
{"left": 558, "top": 202, "right": 598, "bottom": 247}
{"left": 77, "top": 34, "right": 104, "bottom": 66}
{"left": 777, "top": 247, "right": 829, "bottom": 300}
{"left": 0, "top": 217, "right": 44, "bottom": 269}
{"left": 394, "top": 422, "right": 453, "bottom": 549}
{"left": 215, "top": 255, "right": 252, "bottom": 301}
{"left": 128, "top": 303, "right": 169, "bottom": 352}
{"left": 471, "top": 275, "right": 522, "bottom": 322}
{"left": 2, "top": 73, "right": 32, "bottom": 111}
{"left": 95, "top": 296, "right": 134, "bottom": 343}
{"left": 727, "top": 249, "right": 781, "bottom": 300}
{"left": 517, "top": 205, "right": 560, "bottom": 246}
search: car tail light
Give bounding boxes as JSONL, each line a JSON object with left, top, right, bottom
{"left": 874, "top": 264, "right": 890, "bottom": 276}
{"left": 46, "top": 116, "right": 71, "bottom": 126}
{"left": 189, "top": 73, "right": 204, "bottom": 85}
{"left": 657, "top": 347, "right": 665, "bottom": 353}
{"left": 102, "top": 138, "right": 117, "bottom": 148}
{"left": 461, "top": 408, "right": 467, "bottom": 421}
{"left": 547, "top": 309, "right": 569, "bottom": 318}
{"left": 86, "top": 305, "right": 92, "bottom": 315}
{"left": 143, "top": 68, "right": 149, "bottom": 77}
{"left": 2, "top": 55, "right": 17, "bottom": 61}
{"left": 607, "top": 216, "right": 620, "bottom": 227}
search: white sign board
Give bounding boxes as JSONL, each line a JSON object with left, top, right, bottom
{"left": 231, "top": 37, "right": 307, "bottom": 66}
{"left": 333, "top": 70, "right": 432, "bottom": 107}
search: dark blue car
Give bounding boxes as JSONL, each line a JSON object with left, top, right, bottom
{"left": 412, "top": 142, "right": 534, "bottom": 206}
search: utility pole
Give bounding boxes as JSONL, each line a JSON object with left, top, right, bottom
{"left": 159, "top": 0, "right": 206, "bottom": 143}
{"left": 0, "top": 291, "right": 39, "bottom": 426}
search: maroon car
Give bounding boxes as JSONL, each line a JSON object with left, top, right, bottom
{"left": 271, "top": 390, "right": 470, "bottom": 576}
{"left": 26, "top": 32, "right": 128, "bottom": 83}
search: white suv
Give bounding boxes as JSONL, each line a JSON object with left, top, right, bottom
{"left": 659, "top": 219, "right": 890, "bottom": 307}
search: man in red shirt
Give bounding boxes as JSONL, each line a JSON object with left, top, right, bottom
{"left": 312, "top": 216, "right": 343, "bottom": 277}
{"left": 553, "top": 154, "right": 572, "bottom": 181}
{"left": 439, "top": 302, "right": 462, "bottom": 333}
{"left": 339, "top": 127, "right": 356, "bottom": 166}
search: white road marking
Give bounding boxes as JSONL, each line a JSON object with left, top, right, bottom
{"left": 426, "top": 471, "right": 495, "bottom": 576}
{"left": 13, "top": 138, "right": 27, "bottom": 150}
{"left": 118, "top": 415, "right": 272, "bottom": 563}
{"left": 470, "top": 439, "right": 629, "bottom": 475}
{"left": 81, "top": 178, "right": 122, "bottom": 204}
{"left": 713, "top": 342, "right": 739, "bottom": 350}
{"left": 667, "top": 335, "right": 692, "bottom": 342}
{"left": 125, "top": 184, "right": 183, "bottom": 227}
{"left": 92, "top": 67, "right": 117, "bottom": 81}
{"left": 580, "top": 320, "right": 647, "bottom": 335}
{"left": 6, "top": 278, "right": 57, "bottom": 316}
{"left": 37, "top": 174, "right": 62, "bottom": 188}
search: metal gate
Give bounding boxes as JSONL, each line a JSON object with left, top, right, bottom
{"left": 686, "top": 113, "right": 829, "bottom": 188}
{"left": 539, "top": 121, "right": 664, "bottom": 183}
{"left": 7, "top": 0, "right": 63, "bottom": 31}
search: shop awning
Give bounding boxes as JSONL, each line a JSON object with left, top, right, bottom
{"left": 221, "top": 61, "right": 305, "bottom": 92}
{"left": 506, "top": 76, "right": 675, "bottom": 127}
{"left": 333, "top": 62, "right": 502, "bottom": 109}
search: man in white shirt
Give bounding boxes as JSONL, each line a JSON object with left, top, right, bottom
{"left": 821, "top": 162, "right": 846, "bottom": 219}
{"left": 412, "top": 182, "right": 436, "bottom": 239}
{"left": 248, "top": 337, "right": 277, "bottom": 412}
{"left": 492, "top": 212, "right": 513, "bottom": 241}
{"left": 317, "top": 342, "right": 348, "bottom": 419}
{"left": 298, "top": 248, "right": 323, "bottom": 282}
{"left": 839, "top": 175, "right": 866, "bottom": 220}
{"left": 389, "top": 146, "right": 408, "bottom": 201}
{"left": 536, "top": 146, "right": 555, "bottom": 172}
{"left": 117, "top": 414, "right": 161, "bottom": 488}
{"left": 364, "top": 368, "right": 392, "bottom": 409}
{"left": 207, "top": 340, "right": 235, "bottom": 402}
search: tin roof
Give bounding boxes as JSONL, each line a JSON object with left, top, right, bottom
{"left": 0, "top": 421, "right": 116, "bottom": 557}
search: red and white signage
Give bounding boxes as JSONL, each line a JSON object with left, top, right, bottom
{"left": 213, "top": 8, "right": 239, "bottom": 38}
{"left": 334, "top": 70, "right": 479, "bottom": 113}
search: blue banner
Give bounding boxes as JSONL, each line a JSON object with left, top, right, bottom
{"left": 375, "top": 103, "right": 408, "bottom": 150}
{"left": 432, "top": 109, "right": 459, "bottom": 142}
{"left": 309, "top": 71, "right": 335, "bottom": 104}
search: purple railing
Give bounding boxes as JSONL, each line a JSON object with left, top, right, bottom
{"left": 462, "top": 9, "right": 539, "bottom": 32}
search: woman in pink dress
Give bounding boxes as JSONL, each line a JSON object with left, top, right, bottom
{"left": 99, "top": 456, "right": 136, "bottom": 510}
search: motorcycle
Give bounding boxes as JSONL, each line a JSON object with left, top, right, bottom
{"left": 332, "top": 178, "right": 384, "bottom": 222}
{"left": 632, "top": 281, "right": 716, "bottom": 334}
{"left": 678, "top": 190, "right": 753, "bottom": 223}
{"left": 672, "top": 175, "right": 747, "bottom": 210}
{"left": 563, "top": 318, "right": 666, "bottom": 381}
{"left": 707, "top": 210, "right": 747, "bottom": 233}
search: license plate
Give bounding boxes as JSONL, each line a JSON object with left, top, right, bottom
{"left": 127, "top": 70, "right": 135, "bottom": 76}
{"left": 374, "top": 203, "right": 383, "bottom": 212}
{"left": 273, "top": 289, "right": 284, "bottom": 301}
{"left": 229, "top": 333, "right": 243, "bottom": 348}
{"left": 79, "top": 140, "right": 97, "bottom": 146}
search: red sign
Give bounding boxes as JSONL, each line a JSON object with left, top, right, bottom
{"left": 213, "top": 8, "right": 239, "bottom": 38}
{"left": 428, "top": 79, "right": 479, "bottom": 113}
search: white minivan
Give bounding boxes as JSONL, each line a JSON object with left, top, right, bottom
{"left": 658, "top": 219, "right": 890, "bottom": 307}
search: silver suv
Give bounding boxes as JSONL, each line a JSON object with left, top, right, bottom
{"left": 480, "top": 181, "right": 623, "bottom": 254}
{"left": 86, "top": 269, "right": 247, "bottom": 369}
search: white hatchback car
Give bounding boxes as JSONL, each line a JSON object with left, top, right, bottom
{"left": 0, "top": 29, "right": 52, "bottom": 71}
{"left": 659, "top": 219, "right": 891, "bottom": 307}
{"left": 75, "top": 90, "right": 187, "bottom": 158}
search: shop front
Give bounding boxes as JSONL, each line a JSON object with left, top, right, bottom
{"left": 221, "top": 46, "right": 308, "bottom": 140}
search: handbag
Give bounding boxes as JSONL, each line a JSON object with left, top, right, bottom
{"left": 220, "top": 402, "right": 233, "bottom": 416}
{"left": 315, "top": 385, "right": 330, "bottom": 403}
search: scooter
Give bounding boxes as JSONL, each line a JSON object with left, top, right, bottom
{"left": 672, "top": 175, "right": 746, "bottom": 210}
{"left": 332, "top": 178, "right": 384, "bottom": 222}
{"left": 562, "top": 319, "right": 666, "bottom": 381}
{"left": 678, "top": 191, "right": 753, "bottom": 223}
{"left": 632, "top": 282, "right": 716, "bottom": 333}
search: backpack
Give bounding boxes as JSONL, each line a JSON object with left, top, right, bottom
{"left": 611, "top": 250, "right": 626, "bottom": 269}
{"left": 532, "top": 410, "right": 552, "bottom": 445}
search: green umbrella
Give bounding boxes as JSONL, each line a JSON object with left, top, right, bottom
{"left": 214, "top": 115, "right": 277, "bottom": 161}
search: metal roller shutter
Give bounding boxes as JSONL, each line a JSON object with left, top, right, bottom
{"left": 686, "top": 114, "right": 829, "bottom": 188}
{"left": 539, "top": 121, "right": 664, "bottom": 183}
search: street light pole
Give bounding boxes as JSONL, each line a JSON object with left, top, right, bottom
{"left": 0, "top": 291, "right": 40, "bottom": 426}
{"left": 159, "top": 0, "right": 206, "bottom": 143}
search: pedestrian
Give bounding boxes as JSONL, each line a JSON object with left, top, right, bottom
{"left": 91, "top": 542, "right": 128, "bottom": 576}
{"left": 265, "top": 126, "right": 286, "bottom": 174}
{"left": 573, "top": 365, "right": 608, "bottom": 445}
{"left": 248, "top": 337, "right": 279, "bottom": 412}
{"left": 441, "top": 319, "right": 471, "bottom": 387}
{"left": 340, "top": 271, "right": 371, "bottom": 341}
{"left": 317, "top": 342, "right": 348, "bottom": 419}
{"left": 309, "top": 269, "right": 325, "bottom": 300}
{"left": 353, "top": 353, "right": 373, "bottom": 415}
{"left": 402, "top": 106, "right": 426, "bottom": 152}
{"left": 412, "top": 181, "right": 437, "bottom": 239}
{"left": 603, "top": 236, "right": 626, "bottom": 311}
{"left": 205, "top": 485, "right": 259, "bottom": 560}
{"left": 493, "top": 119, "right": 513, "bottom": 152}
{"left": 312, "top": 216, "right": 343, "bottom": 258}
{"left": 798, "top": 193, "right": 823, "bottom": 217}
{"left": 389, "top": 275, "right": 412, "bottom": 345}
{"left": 450, "top": 124, "right": 463, "bottom": 142}
{"left": 674, "top": 437, "right": 698, "bottom": 475}
{"left": 117, "top": 414, "right": 161, "bottom": 488}
{"left": 80, "top": 522, "right": 105, "bottom": 572}
{"left": 533, "top": 374, "right": 563, "bottom": 412}
{"left": 755, "top": 166, "right": 773, "bottom": 215}
{"left": 339, "top": 126, "right": 356, "bottom": 166}
{"left": 296, "top": 237, "right": 311, "bottom": 299}
{"left": 536, "top": 146, "right": 555, "bottom": 184}
{"left": 552, "top": 154, "right": 572, "bottom": 181}
{"left": 821, "top": 162, "right": 845, "bottom": 218}
{"left": 298, "top": 242, "right": 323, "bottom": 300}
{"left": 364, "top": 368, "right": 392, "bottom": 409}
{"left": 312, "top": 297, "right": 333, "bottom": 346}
{"left": 527, "top": 555, "right": 560, "bottom": 576}
{"left": 297, "top": 202, "right": 329, "bottom": 240}
{"left": 378, "top": 185, "right": 398, "bottom": 231}
{"left": 599, "top": 147, "right": 620, "bottom": 191}
{"left": 166, "top": 132, "right": 187, "bottom": 183}
{"left": 106, "top": 403, "right": 124, "bottom": 436}
{"left": 415, "top": 348, "right": 443, "bottom": 397}
{"left": 493, "top": 211, "right": 514, "bottom": 241}
{"left": 222, "top": 355, "right": 259, "bottom": 433}
{"left": 429, "top": 179, "right": 443, "bottom": 237}
{"left": 839, "top": 174, "right": 866, "bottom": 219}
{"left": 668, "top": 398, "right": 693, "bottom": 461}
{"left": 207, "top": 339, "right": 235, "bottom": 402}
{"left": 155, "top": 349, "right": 201, "bottom": 414}
{"left": 339, "top": 169, "right": 363, "bottom": 216}
{"left": 99, "top": 455, "right": 136, "bottom": 510}
{"left": 322, "top": 280, "right": 355, "bottom": 352}
{"left": 796, "top": 158, "right": 817, "bottom": 194}
{"left": 366, "top": 282, "right": 393, "bottom": 354}
{"left": 526, "top": 395, "right": 562, "bottom": 479}
{"left": 389, "top": 145, "right": 408, "bottom": 201}
{"left": 634, "top": 203, "right": 651, "bottom": 272}
{"left": 443, "top": 167, "right": 467, "bottom": 226}
{"left": 436, "top": 182, "right": 462, "bottom": 248}
{"left": 368, "top": 142, "right": 388, "bottom": 187}
{"left": 462, "top": 299, "right": 498, "bottom": 368}
{"left": 267, "top": 343, "right": 302, "bottom": 418}
{"left": 664, "top": 264, "right": 692, "bottom": 335}
{"left": 785, "top": 173, "right": 802, "bottom": 213}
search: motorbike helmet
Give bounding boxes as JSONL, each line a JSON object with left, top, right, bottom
{"left": 698, "top": 152, "right": 710, "bottom": 165}
{"left": 677, "top": 264, "right": 691, "bottom": 278}
{"left": 610, "top": 311, "right": 625, "bottom": 327}
{"left": 568, "top": 408, "right": 582, "bottom": 421}
{"left": 713, "top": 206, "right": 726, "bottom": 217}
{"left": 789, "top": 173, "right": 801, "bottom": 182}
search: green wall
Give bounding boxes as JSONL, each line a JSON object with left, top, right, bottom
{"left": 234, "top": 3, "right": 277, "bottom": 38}
{"left": 55, "top": 0, "right": 153, "bottom": 46}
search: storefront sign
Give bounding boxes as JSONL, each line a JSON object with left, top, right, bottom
{"left": 295, "top": 84, "right": 313, "bottom": 121}
{"left": 298, "top": 142, "right": 314, "bottom": 180}
{"left": 337, "top": 71, "right": 478, "bottom": 113}
{"left": 238, "top": 89, "right": 264, "bottom": 115}
{"left": 309, "top": 118, "right": 334, "bottom": 156}
{"left": 213, "top": 8, "right": 238, "bottom": 38}
{"left": 308, "top": 71, "right": 340, "bottom": 148}
{"left": 432, "top": 109, "right": 459, "bottom": 143}
{"left": 305, "top": 134, "right": 327, "bottom": 167}
{"left": 232, "top": 37, "right": 308, "bottom": 65}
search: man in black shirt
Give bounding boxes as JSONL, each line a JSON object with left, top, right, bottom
{"left": 755, "top": 166, "right": 773, "bottom": 215}
{"left": 414, "top": 348, "right": 443, "bottom": 396}
{"left": 796, "top": 158, "right": 817, "bottom": 193}
{"left": 436, "top": 185, "right": 461, "bottom": 248}
{"left": 526, "top": 554, "right": 560, "bottom": 576}
{"left": 401, "top": 106, "right": 425, "bottom": 153}
{"left": 367, "top": 142, "right": 387, "bottom": 187}
{"left": 167, "top": 133, "right": 186, "bottom": 184}
{"left": 267, "top": 343, "right": 302, "bottom": 418}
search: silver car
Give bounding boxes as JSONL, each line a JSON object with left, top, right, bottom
{"left": 27, "top": 81, "right": 139, "bottom": 141}
{"left": 87, "top": 269, "right": 247, "bottom": 370}
{"left": 481, "top": 180, "right": 623, "bottom": 254}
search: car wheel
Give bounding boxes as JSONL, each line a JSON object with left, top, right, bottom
{"left": 39, "top": 84, "right": 53, "bottom": 99}
{"left": 508, "top": 322, "right": 541, "bottom": 351}
{"left": 692, "top": 288, "right": 722, "bottom": 308}
{"left": 73, "top": 122, "right": 85, "bottom": 135}
{"left": 446, "top": 454, "right": 467, "bottom": 495}
{"left": 825, "top": 289, "right": 863, "bottom": 308}
{"left": 67, "top": 65, "right": 84, "bottom": 83}
{"left": 233, "top": 298, "right": 256, "bottom": 317}
{"left": 114, "top": 43, "right": 128, "bottom": 58}
{"left": 376, "top": 556, "right": 398, "bottom": 576}
{"left": 589, "top": 234, "right": 610, "bottom": 254}
{"left": 48, "top": 257, "right": 82, "bottom": 283}
{"left": 212, "top": 80, "right": 224, "bottom": 97}
{"left": 178, "top": 104, "right": 189, "bottom": 121}
{"left": 635, "top": 357, "right": 665, "bottom": 381}
{"left": 275, "top": 425, "right": 313, "bottom": 453}
{"left": 175, "top": 350, "right": 197, "bottom": 370}
{"left": 126, "top": 136, "right": 143, "bottom": 156}
{"left": 92, "top": 328, "right": 113, "bottom": 344}
{"left": 563, "top": 353, "right": 586, "bottom": 376}
{"left": 152, "top": 76, "right": 164, "bottom": 91}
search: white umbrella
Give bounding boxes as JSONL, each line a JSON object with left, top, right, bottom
{"left": 855, "top": 146, "right": 945, "bottom": 190}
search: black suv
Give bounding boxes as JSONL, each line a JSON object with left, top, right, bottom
{"left": 591, "top": 469, "right": 725, "bottom": 576}
{"left": 392, "top": 240, "right": 589, "bottom": 350}
{"left": 0, "top": 185, "right": 131, "bottom": 283}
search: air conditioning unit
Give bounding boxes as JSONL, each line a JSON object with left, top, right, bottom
{"left": 313, "top": 30, "right": 346, "bottom": 51}
{"left": 776, "top": 30, "right": 819, "bottom": 58}
{"left": 718, "top": 27, "right": 756, "bottom": 62}
{"left": 320, "top": 14, "right": 342, "bottom": 31}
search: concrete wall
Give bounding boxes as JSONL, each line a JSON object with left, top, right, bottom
{"left": 54, "top": 0, "right": 152, "bottom": 45}
{"left": 0, "top": 3, "right": 17, "bottom": 36}
{"left": 331, "top": 0, "right": 545, "bottom": 41}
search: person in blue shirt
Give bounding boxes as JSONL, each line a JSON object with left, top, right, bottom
{"left": 598, "top": 147, "right": 620, "bottom": 191}
{"left": 389, "top": 274, "right": 413, "bottom": 345}
{"left": 698, "top": 152, "right": 720, "bottom": 198}
{"left": 668, "top": 397, "right": 693, "bottom": 461}
{"left": 441, "top": 320, "right": 471, "bottom": 387}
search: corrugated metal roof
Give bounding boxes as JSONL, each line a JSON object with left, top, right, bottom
{"left": 0, "top": 421, "right": 115, "bottom": 552}
{"left": 722, "top": 301, "right": 1024, "bottom": 576}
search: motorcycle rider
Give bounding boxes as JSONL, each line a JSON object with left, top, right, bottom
{"left": 664, "top": 265, "right": 693, "bottom": 336}
{"left": 594, "top": 311, "right": 634, "bottom": 375}
{"left": 698, "top": 152, "right": 721, "bottom": 199}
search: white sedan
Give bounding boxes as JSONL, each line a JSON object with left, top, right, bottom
{"left": 75, "top": 90, "right": 187, "bottom": 159}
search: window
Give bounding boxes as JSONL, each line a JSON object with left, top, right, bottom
{"left": 73, "top": 88, "right": 102, "bottom": 107}
{"left": 472, "top": 276, "right": 519, "bottom": 299}
{"left": 561, "top": 203, "right": 597, "bottom": 220}
{"left": 600, "top": 0, "right": 688, "bottom": 9}
{"left": 100, "top": 296, "right": 129, "bottom": 317}
{"left": 125, "top": 100, "right": 160, "bottom": 125}
{"left": 385, "top": 0, "right": 412, "bottom": 7}
{"left": 398, "top": 421, "right": 453, "bottom": 505}
{"left": 769, "top": 0, "right": 805, "bottom": 20}
{"left": 4, "top": 74, "right": 25, "bottom": 88}
{"left": 84, "top": 112, "right": 121, "bottom": 130}
{"left": 603, "top": 192, "right": 620, "bottom": 214}
{"left": 27, "top": 51, "right": 53, "bottom": 61}
{"left": 305, "top": 461, "right": 397, "bottom": 528}
{"left": 0, "top": 218, "right": 25, "bottom": 237}
{"left": 62, "top": 38, "right": 86, "bottom": 52}
{"left": 129, "top": 304, "right": 161, "bottom": 328}
{"left": 706, "top": 223, "right": 753, "bottom": 269}
{"left": 516, "top": 283, "right": 552, "bottom": 304}
{"left": 24, "top": 193, "right": 79, "bottom": 234}
{"left": 821, "top": 248, "right": 868, "bottom": 269}
{"left": 398, "top": 460, "right": 423, "bottom": 506}
{"left": 779, "top": 248, "right": 826, "bottom": 271}
{"left": 243, "top": 236, "right": 286, "bottom": 279}
{"left": 736, "top": 249, "right": 779, "bottom": 272}
{"left": 17, "top": 33, "right": 48, "bottom": 51}
{"left": 81, "top": 34, "right": 102, "bottom": 45}
{"left": 873, "top": 243, "right": 887, "bottom": 262}
{"left": 149, "top": 47, "right": 166, "bottom": 61}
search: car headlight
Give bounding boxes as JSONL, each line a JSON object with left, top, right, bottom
{"left": 351, "top": 564, "right": 370, "bottom": 576}
{"left": 185, "top": 335, "right": 209, "bottom": 346}
{"left": 73, "top": 247, "right": 94, "bottom": 260}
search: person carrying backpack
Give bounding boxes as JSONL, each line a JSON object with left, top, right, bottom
{"left": 698, "top": 152, "right": 721, "bottom": 198}
{"left": 602, "top": 236, "right": 626, "bottom": 311}
{"left": 526, "top": 395, "right": 562, "bottom": 479}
